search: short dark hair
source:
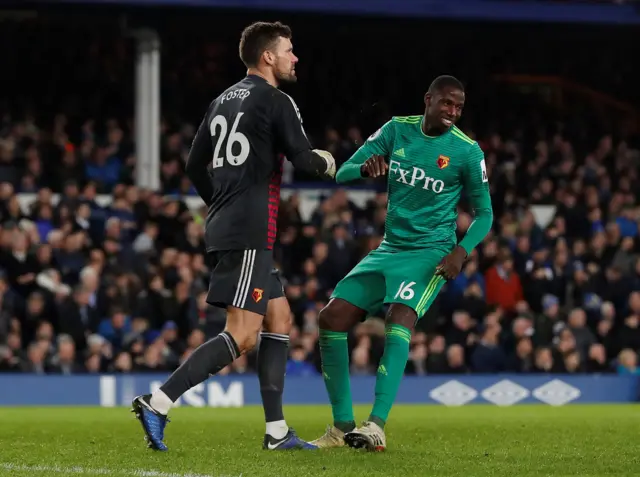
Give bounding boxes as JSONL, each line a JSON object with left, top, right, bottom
{"left": 239, "top": 21, "right": 292, "bottom": 68}
{"left": 428, "top": 75, "right": 464, "bottom": 94}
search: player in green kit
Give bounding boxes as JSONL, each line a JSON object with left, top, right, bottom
{"left": 310, "top": 76, "right": 493, "bottom": 451}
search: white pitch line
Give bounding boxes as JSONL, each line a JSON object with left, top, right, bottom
{"left": 0, "top": 463, "right": 242, "bottom": 477}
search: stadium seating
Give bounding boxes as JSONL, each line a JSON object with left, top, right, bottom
{"left": 1, "top": 15, "right": 639, "bottom": 378}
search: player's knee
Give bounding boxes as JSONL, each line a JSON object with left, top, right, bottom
{"left": 243, "top": 331, "right": 260, "bottom": 352}
{"left": 386, "top": 303, "right": 417, "bottom": 331}
{"left": 263, "top": 302, "right": 293, "bottom": 335}
{"left": 225, "top": 307, "right": 263, "bottom": 353}
{"left": 263, "top": 315, "right": 292, "bottom": 335}
{"left": 318, "top": 303, "right": 338, "bottom": 331}
{"left": 318, "top": 299, "right": 359, "bottom": 332}
{"left": 226, "top": 328, "right": 260, "bottom": 354}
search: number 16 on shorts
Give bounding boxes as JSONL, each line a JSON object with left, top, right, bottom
{"left": 394, "top": 281, "right": 416, "bottom": 300}
{"left": 390, "top": 276, "right": 444, "bottom": 318}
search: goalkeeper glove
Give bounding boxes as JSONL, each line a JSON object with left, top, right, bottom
{"left": 313, "top": 149, "right": 336, "bottom": 179}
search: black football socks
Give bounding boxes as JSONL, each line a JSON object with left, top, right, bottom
{"left": 152, "top": 331, "right": 240, "bottom": 413}
{"left": 258, "top": 332, "right": 289, "bottom": 438}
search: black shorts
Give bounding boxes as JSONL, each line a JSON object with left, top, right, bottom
{"left": 206, "top": 249, "right": 285, "bottom": 315}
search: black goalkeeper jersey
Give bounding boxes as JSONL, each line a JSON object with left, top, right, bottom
{"left": 185, "top": 74, "right": 327, "bottom": 252}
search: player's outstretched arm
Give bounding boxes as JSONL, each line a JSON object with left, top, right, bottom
{"left": 272, "top": 92, "right": 335, "bottom": 179}
{"left": 335, "top": 148, "right": 367, "bottom": 184}
{"left": 335, "top": 120, "right": 394, "bottom": 184}
{"left": 335, "top": 151, "right": 387, "bottom": 183}
{"left": 457, "top": 143, "right": 494, "bottom": 256}
{"left": 287, "top": 148, "right": 335, "bottom": 179}
{"left": 185, "top": 115, "right": 215, "bottom": 206}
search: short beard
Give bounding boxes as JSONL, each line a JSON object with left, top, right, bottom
{"left": 276, "top": 71, "right": 297, "bottom": 84}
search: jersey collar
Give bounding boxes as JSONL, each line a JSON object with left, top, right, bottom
{"left": 247, "top": 74, "right": 269, "bottom": 84}
{"left": 420, "top": 117, "right": 452, "bottom": 139}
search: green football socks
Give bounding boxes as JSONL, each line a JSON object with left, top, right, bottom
{"left": 319, "top": 329, "right": 356, "bottom": 433}
{"left": 369, "top": 324, "right": 411, "bottom": 428}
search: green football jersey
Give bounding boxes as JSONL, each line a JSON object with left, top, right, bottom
{"left": 336, "top": 115, "right": 493, "bottom": 253}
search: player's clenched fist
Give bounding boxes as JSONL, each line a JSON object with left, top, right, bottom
{"left": 360, "top": 155, "right": 388, "bottom": 178}
{"left": 313, "top": 149, "right": 337, "bottom": 178}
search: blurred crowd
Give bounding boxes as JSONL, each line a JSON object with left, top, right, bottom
{"left": 2, "top": 119, "right": 639, "bottom": 377}
{"left": 1, "top": 14, "right": 640, "bottom": 378}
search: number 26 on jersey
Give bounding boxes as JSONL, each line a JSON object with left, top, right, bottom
{"left": 210, "top": 113, "right": 250, "bottom": 168}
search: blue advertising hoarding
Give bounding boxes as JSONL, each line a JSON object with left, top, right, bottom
{"left": 0, "top": 374, "right": 637, "bottom": 407}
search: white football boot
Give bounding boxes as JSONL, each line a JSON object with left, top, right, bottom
{"left": 344, "top": 421, "right": 386, "bottom": 452}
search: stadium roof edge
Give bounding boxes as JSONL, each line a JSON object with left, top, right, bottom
{"left": 21, "top": 0, "right": 640, "bottom": 25}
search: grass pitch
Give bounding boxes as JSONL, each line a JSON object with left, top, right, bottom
{"left": 1, "top": 405, "right": 639, "bottom": 476}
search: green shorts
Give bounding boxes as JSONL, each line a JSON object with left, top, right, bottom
{"left": 331, "top": 247, "right": 448, "bottom": 319}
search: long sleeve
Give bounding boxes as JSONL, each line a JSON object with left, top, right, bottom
{"left": 335, "top": 148, "right": 368, "bottom": 183}
{"left": 185, "top": 115, "right": 215, "bottom": 206}
{"left": 272, "top": 92, "right": 329, "bottom": 177}
{"left": 336, "top": 119, "right": 395, "bottom": 184}
{"left": 458, "top": 143, "right": 493, "bottom": 256}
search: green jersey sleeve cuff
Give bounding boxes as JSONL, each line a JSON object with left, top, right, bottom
{"left": 458, "top": 208, "right": 493, "bottom": 255}
{"left": 336, "top": 148, "right": 369, "bottom": 183}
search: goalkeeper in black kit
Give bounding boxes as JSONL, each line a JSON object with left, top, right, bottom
{"left": 132, "top": 21, "right": 336, "bottom": 451}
